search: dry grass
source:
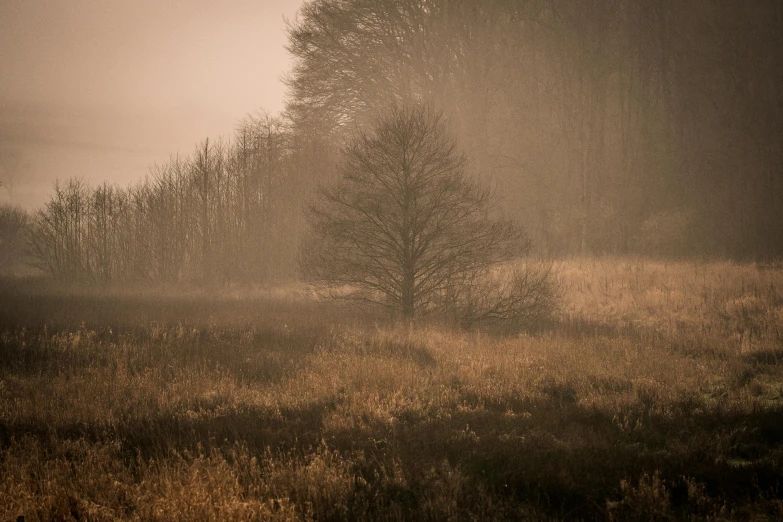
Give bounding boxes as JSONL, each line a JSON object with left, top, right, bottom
{"left": 1, "top": 258, "right": 782, "bottom": 520}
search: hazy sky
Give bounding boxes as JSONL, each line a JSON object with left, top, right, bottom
{"left": 0, "top": 0, "right": 304, "bottom": 208}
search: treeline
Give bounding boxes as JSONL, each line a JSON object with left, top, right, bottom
{"left": 25, "top": 0, "right": 783, "bottom": 281}
{"left": 286, "top": 0, "right": 783, "bottom": 259}
{"left": 28, "top": 114, "right": 332, "bottom": 282}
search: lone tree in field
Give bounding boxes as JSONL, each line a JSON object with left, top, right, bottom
{"left": 301, "top": 105, "right": 555, "bottom": 325}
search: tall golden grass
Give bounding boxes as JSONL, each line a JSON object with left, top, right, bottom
{"left": 1, "top": 258, "right": 782, "bottom": 520}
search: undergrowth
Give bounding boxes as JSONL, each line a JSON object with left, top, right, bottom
{"left": 1, "top": 258, "right": 782, "bottom": 520}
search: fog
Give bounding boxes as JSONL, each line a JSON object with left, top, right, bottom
{"left": 0, "top": 0, "right": 302, "bottom": 208}
{"left": 3, "top": 3, "right": 783, "bottom": 517}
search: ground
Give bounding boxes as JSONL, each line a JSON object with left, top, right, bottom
{"left": 1, "top": 258, "right": 782, "bottom": 520}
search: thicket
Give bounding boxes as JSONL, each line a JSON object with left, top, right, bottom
{"left": 27, "top": 114, "right": 329, "bottom": 282}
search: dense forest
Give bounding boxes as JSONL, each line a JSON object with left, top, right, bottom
{"left": 15, "top": 0, "right": 783, "bottom": 281}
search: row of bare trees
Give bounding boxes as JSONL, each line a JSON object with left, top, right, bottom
{"left": 29, "top": 113, "right": 326, "bottom": 282}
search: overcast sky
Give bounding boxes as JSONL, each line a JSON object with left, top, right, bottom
{"left": 0, "top": 0, "right": 304, "bottom": 208}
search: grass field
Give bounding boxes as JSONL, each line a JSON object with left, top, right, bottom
{"left": 1, "top": 258, "right": 782, "bottom": 520}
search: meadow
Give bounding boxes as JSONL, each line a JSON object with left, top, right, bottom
{"left": 1, "top": 258, "right": 782, "bottom": 520}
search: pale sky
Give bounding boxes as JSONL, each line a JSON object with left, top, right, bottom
{"left": 0, "top": 0, "right": 305, "bottom": 208}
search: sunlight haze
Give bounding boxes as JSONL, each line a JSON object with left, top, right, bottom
{"left": 0, "top": 0, "right": 304, "bottom": 208}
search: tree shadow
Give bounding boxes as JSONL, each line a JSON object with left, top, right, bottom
{"left": 325, "top": 393, "right": 783, "bottom": 519}
{"left": 0, "top": 400, "right": 332, "bottom": 463}
{"left": 2, "top": 385, "right": 782, "bottom": 519}
{"left": 743, "top": 348, "right": 783, "bottom": 366}
{"left": 366, "top": 336, "right": 438, "bottom": 370}
{"left": 0, "top": 320, "right": 325, "bottom": 386}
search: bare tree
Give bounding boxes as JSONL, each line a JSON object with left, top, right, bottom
{"left": 300, "top": 105, "right": 554, "bottom": 325}
{"left": 28, "top": 179, "right": 91, "bottom": 279}
{"left": 0, "top": 205, "right": 28, "bottom": 274}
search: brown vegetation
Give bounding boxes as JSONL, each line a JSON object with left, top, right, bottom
{"left": 1, "top": 258, "right": 782, "bottom": 520}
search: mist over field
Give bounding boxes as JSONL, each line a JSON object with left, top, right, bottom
{"left": 1, "top": 1, "right": 782, "bottom": 520}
